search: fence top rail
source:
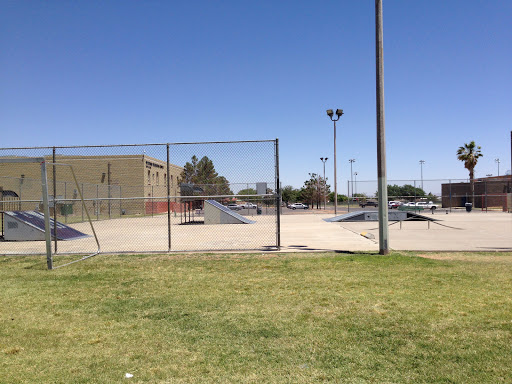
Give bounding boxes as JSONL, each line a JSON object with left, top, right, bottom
{"left": 0, "top": 157, "right": 45, "bottom": 163}
{"left": 0, "top": 140, "right": 277, "bottom": 151}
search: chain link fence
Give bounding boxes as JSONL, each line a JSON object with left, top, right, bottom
{"left": 340, "top": 178, "right": 512, "bottom": 212}
{"left": 0, "top": 141, "right": 280, "bottom": 256}
{"left": 285, "top": 178, "right": 512, "bottom": 213}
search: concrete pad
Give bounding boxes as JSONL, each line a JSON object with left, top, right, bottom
{"left": 1, "top": 210, "right": 510, "bottom": 255}
{"left": 335, "top": 211, "right": 512, "bottom": 252}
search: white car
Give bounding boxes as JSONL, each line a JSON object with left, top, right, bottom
{"left": 240, "top": 203, "right": 257, "bottom": 209}
{"left": 226, "top": 204, "right": 242, "bottom": 211}
{"left": 288, "top": 203, "right": 308, "bottom": 210}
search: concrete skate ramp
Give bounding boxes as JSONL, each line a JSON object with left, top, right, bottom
{"left": 324, "top": 210, "right": 439, "bottom": 223}
{"left": 204, "top": 200, "right": 256, "bottom": 225}
{"left": 3, "top": 211, "right": 90, "bottom": 241}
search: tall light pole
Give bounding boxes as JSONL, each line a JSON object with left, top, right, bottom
{"left": 320, "top": 157, "right": 328, "bottom": 209}
{"left": 354, "top": 171, "right": 358, "bottom": 196}
{"left": 376, "top": 0, "right": 389, "bottom": 254}
{"left": 495, "top": 158, "right": 500, "bottom": 176}
{"left": 326, "top": 109, "right": 344, "bottom": 215}
{"left": 349, "top": 159, "right": 356, "bottom": 197}
{"left": 419, "top": 160, "right": 425, "bottom": 190}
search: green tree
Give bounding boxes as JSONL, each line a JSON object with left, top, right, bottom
{"left": 386, "top": 184, "right": 426, "bottom": 199}
{"left": 299, "top": 173, "right": 329, "bottom": 209}
{"left": 281, "top": 185, "right": 300, "bottom": 204}
{"left": 457, "top": 141, "right": 483, "bottom": 203}
{"left": 238, "top": 188, "right": 257, "bottom": 196}
{"left": 180, "top": 155, "right": 233, "bottom": 196}
{"left": 327, "top": 192, "right": 348, "bottom": 203}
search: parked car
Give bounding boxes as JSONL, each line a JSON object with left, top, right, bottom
{"left": 359, "top": 200, "right": 378, "bottom": 208}
{"left": 287, "top": 203, "right": 308, "bottom": 210}
{"left": 240, "top": 203, "right": 257, "bottom": 209}
{"left": 388, "top": 201, "right": 402, "bottom": 209}
{"left": 415, "top": 201, "right": 439, "bottom": 210}
{"left": 402, "top": 202, "right": 417, "bottom": 207}
{"left": 226, "top": 204, "right": 242, "bottom": 211}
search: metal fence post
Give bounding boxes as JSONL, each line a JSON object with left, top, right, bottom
{"left": 449, "top": 179, "right": 452, "bottom": 212}
{"left": 81, "top": 183, "right": 84, "bottom": 222}
{"left": 41, "top": 161, "right": 52, "bottom": 270}
{"left": 347, "top": 180, "right": 350, "bottom": 213}
{"left": 96, "top": 184, "right": 99, "bottom": 221}
{"left": 53, "top": 147, "right": 58, "bottom": 253}
{"left": 167, "top": 143, "right": 171, "bottom": 252}
{"left": 275, "top": 138, "right": 281, "bottom": 250}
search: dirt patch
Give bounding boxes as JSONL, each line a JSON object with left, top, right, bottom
{"left": 415, "top": 252, "right": 512, "bottom": 264}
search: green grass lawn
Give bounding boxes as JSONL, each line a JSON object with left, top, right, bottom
{"left": 1, "top": 252, "right": 511, "bottom": 383}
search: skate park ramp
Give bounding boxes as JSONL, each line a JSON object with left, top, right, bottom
{"left": 324, "top": 210, "right": 439, "bottom": 223}
{"left": 204, "top": 200, "right": 256, "bottom": 224}
{"left": 3, "top": 211, "right": 90, "bottom": 241}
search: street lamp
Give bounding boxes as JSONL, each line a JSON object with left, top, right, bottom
{"left": 354, "top": 171, "right": 358, "bottom": 196}
{"left": 419, "top": 160, "right": 425, "bottom": 190}
{"left": 349, "top": 159, "right": 356, "bottom": 197}
{"left": 320, "top": 157, "right": 328, "bottom": 209}
{"left": 495, "top": 158, "right": 500, "bottom": 176}
{"left": 326, "top": 108, "right": 343, "bottom": 215}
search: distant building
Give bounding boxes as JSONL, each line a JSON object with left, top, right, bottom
{"left": 441, "top": 175, "right": 512, "bottom": 210}
{"left": 0, "top": 154, "right": 183, "bottom": 215}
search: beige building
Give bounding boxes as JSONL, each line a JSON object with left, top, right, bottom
{"left": 0, "top": 155, "right": 183, "bottom": 216}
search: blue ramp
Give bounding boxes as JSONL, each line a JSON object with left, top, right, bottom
{"left": 3, "top": 211, "right": 90, "bottom": 241}
{"left": 204, "top": 200, "right": 255, "bottom": 224}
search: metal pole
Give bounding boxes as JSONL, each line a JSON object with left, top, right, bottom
{"left": 347, "top": 180, "right": 350, "bottom": 213}
{"left": 376, "top": 0, "right": 389, "bottom": 254}
{"left": 334, "top": 120, "right": 337, "bottom": 215}
{"left": 449, "top": 179, "right": 452, "bottom": 212}
{"left": 41, "top": 161, "right": 53, "bottom": 270}
{"left": 275, "top": 138, "right": 281, "bottom": 250}
{"left": 108, "top": 162, "right": 112, "bottom": 219}
{"left": 419, "top": 160, "right": 425, "bottom": 190}
{"left": 349, "top": 159, "right": 355, "bottom": 198}
{"left": 320, "top": 157, "right": 328, "bottom": 210}
{"left": 167, "top": 144, "right": 171, "bottom": 252}
{"left": 52, "top": 147, "right": 57, "bottom": 253}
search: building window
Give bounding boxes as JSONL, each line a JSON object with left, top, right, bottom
{"left": 148, "top": 170, "right": 151, "bottom": 184}
{"left": 156, "top": 172, "right": 159, "bottom": 185}
{"left": 164, "top": 174, "right": 167, "bottom": 185}
{"left": 171, "top": 175, "right": 173, "bottom": 187}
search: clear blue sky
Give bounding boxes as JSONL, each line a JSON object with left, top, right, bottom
{"left": 1, "top": 1, "right": 511, "bottom": 193}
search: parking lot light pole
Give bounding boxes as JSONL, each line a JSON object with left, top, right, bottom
{"left": 326, "top": 109, "right": 343, "bottom": 215}
{"left": 349, "top": 159, "right": 356, "bottom": 197}
{"left": 320, "top": 157, "right": 328, "bottom": 209}
{"left": 419, "top": 160, "right": 425, "bottom": 190}
{"left": 495, "top": 158, "right": 500, "bottom": 176}
{"left": 354, "top": 171, "right": 358, "bottom": 196}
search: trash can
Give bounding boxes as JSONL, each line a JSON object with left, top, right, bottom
{"left": 257, "top": 207, "right": 262, "bottom": 215}
{"left": 465, "top": 202, "right": 472, "bottom": 212}
{"left": 60, "top": 204, "right": 73, "bottom": 215}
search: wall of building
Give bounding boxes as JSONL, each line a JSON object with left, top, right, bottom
{"left": 0, "top": 155, "right": 183, "bottom": 215}
{"left": 441, "top": 177, "right": 512, "bottom": 210}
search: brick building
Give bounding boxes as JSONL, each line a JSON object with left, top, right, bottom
{"left": 441, "top": 175, "right": 512, "bottom": 210}
{"left": 0, "top": 155, "right": 183, "bottom": 215}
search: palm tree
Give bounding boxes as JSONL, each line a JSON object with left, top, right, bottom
{"left": 457, "top": 141, "right": 483, "bottom": 203}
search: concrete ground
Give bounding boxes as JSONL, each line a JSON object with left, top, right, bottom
{"left": 1, "top": 209, "right": 511, "bottom": 255}
{"left": 280, "top": 210, "right": 512, "bottom": 252}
